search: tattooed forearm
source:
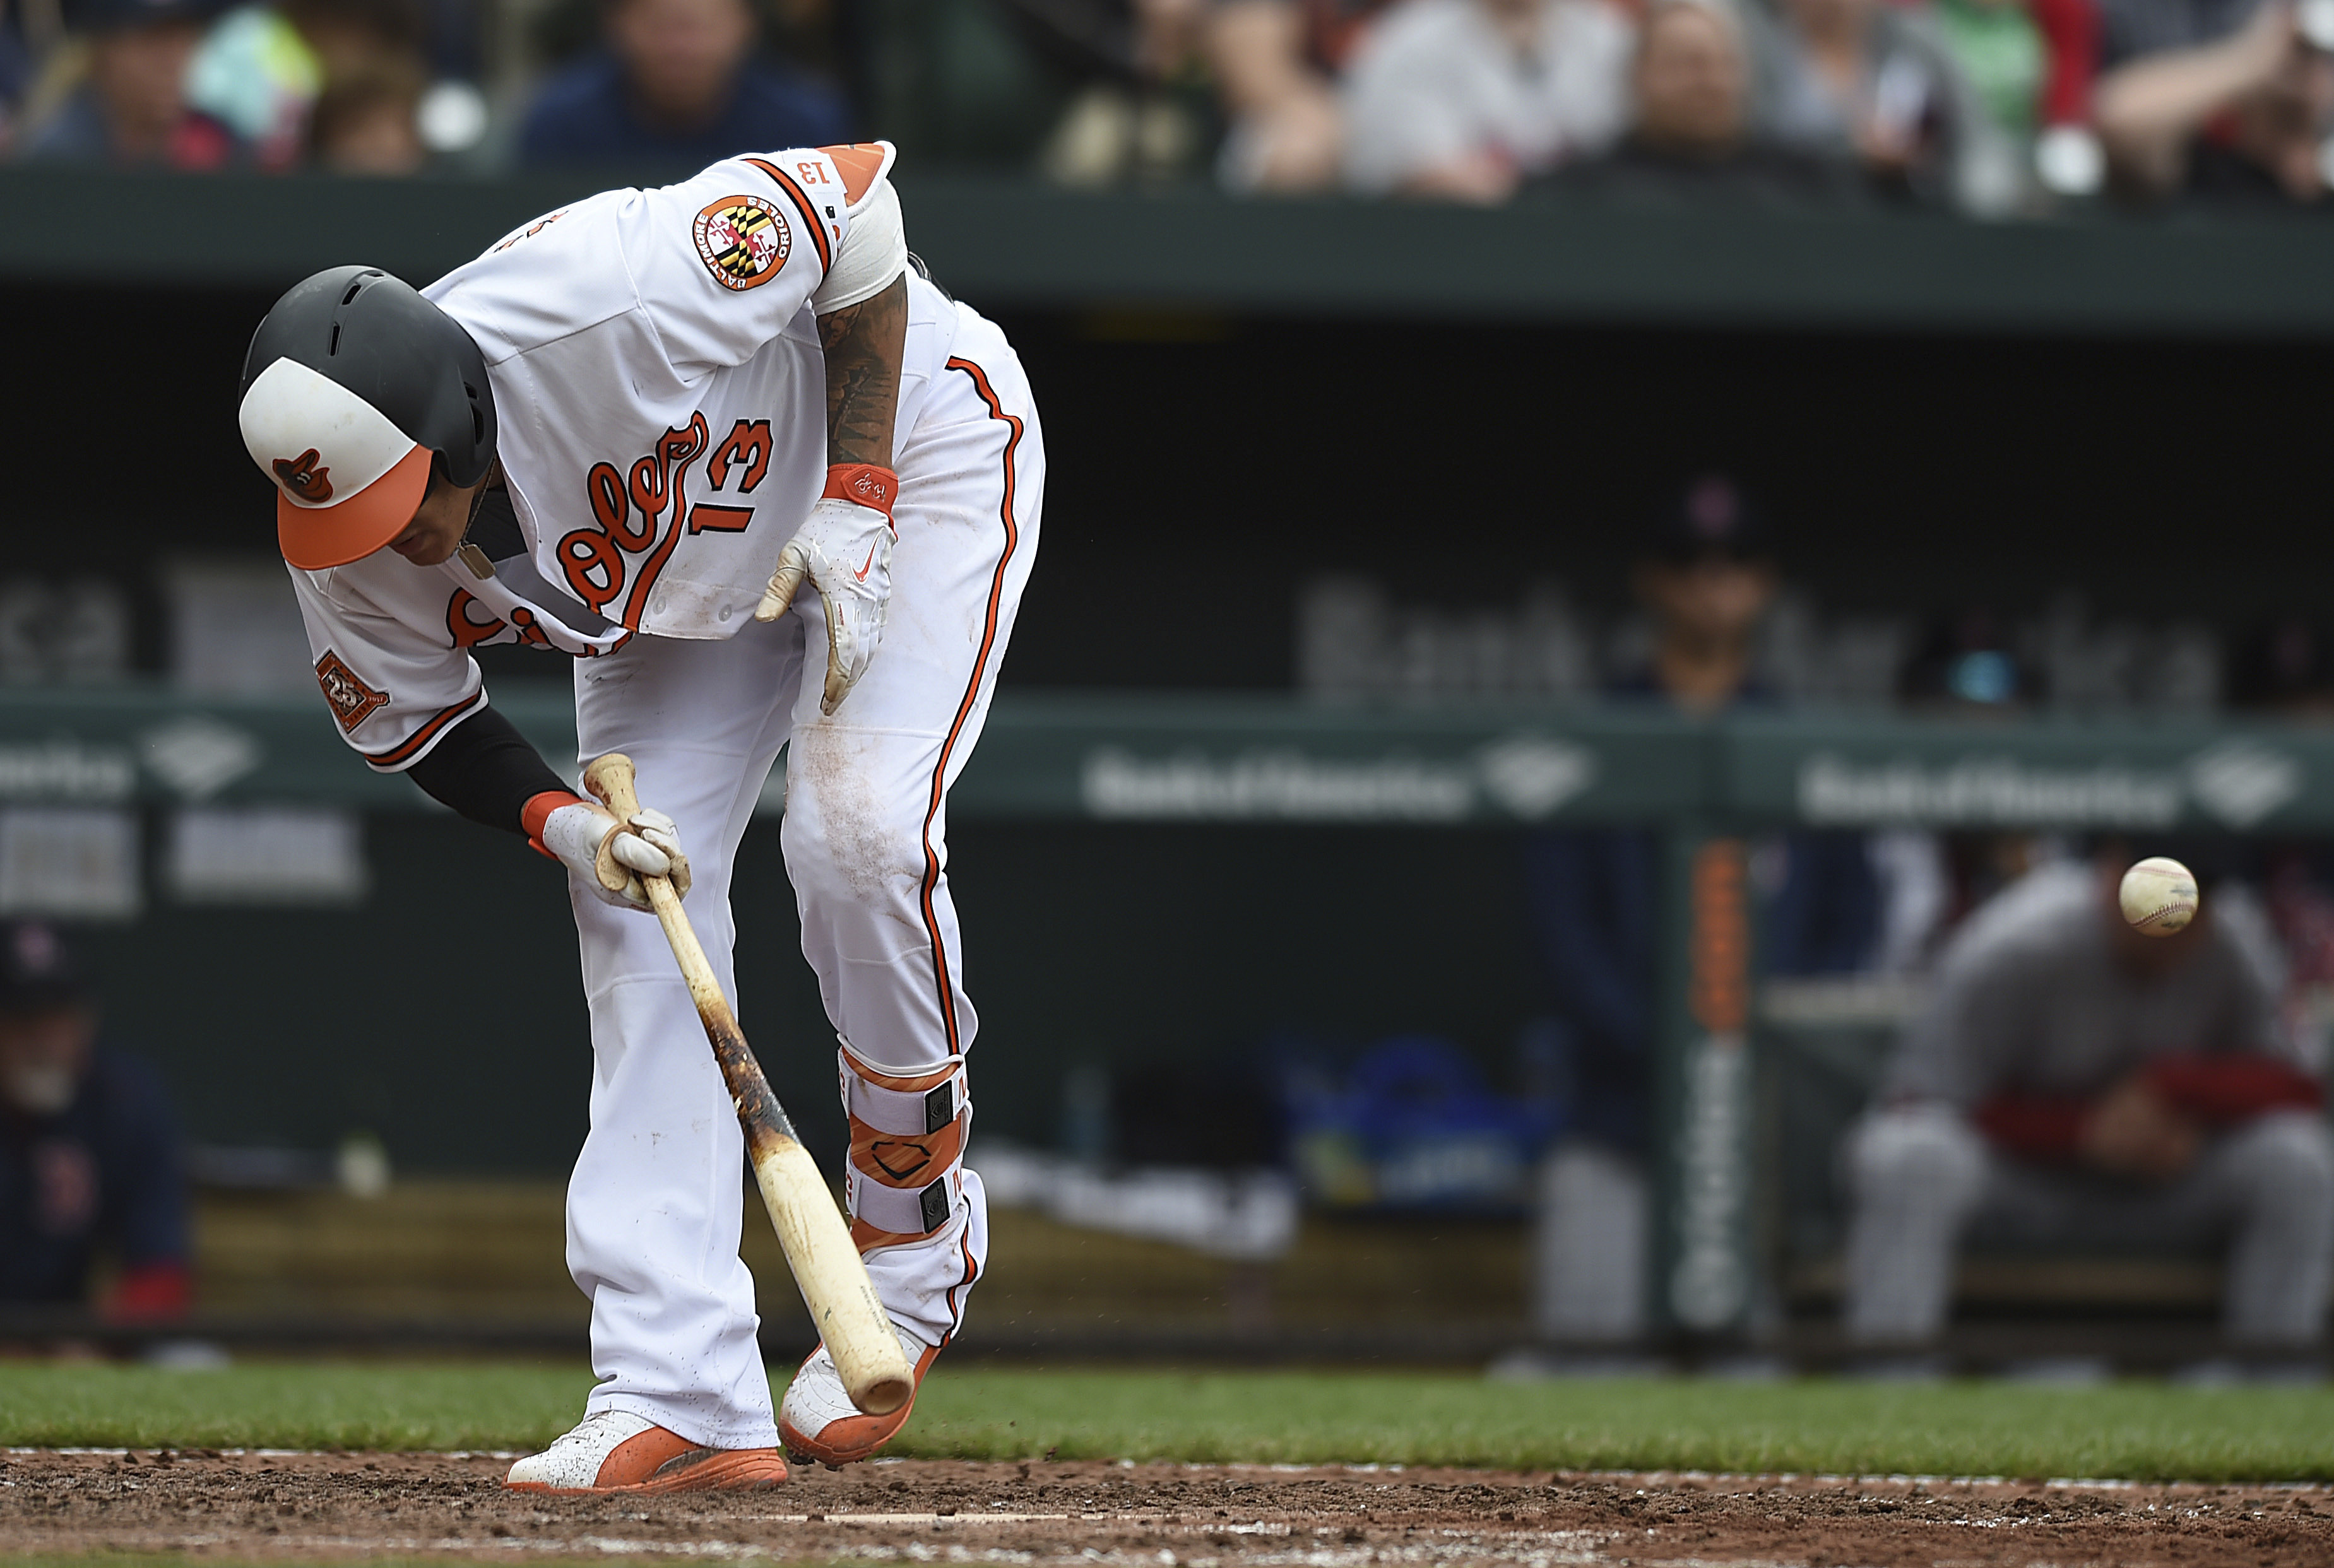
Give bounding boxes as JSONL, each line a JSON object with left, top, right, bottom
{"left": 817, "top": 274, "right": 908, "bottom": 471}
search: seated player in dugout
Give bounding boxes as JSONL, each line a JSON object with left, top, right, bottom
{"left": 1843, "top": 847, "right": 2333, "bottom": 1357}
{"left": 0, "top": 923, "right": 193, "bottom": 1336}
{"left": 233, "top": 143, "right": 1043, "bottom": 1491}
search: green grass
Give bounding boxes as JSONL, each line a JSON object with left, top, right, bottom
{"left": 0, "top": 1363, "right": 2329, "bottom": 1482}
{"left": 911, "top": 1370, "right": 2334, "bottom": 1481}
{"left": 0, "top": 1364, "right": 588, "bottom": 1453}
{"left": 0, "top": 1562, "right": 624, "bottom": 1568}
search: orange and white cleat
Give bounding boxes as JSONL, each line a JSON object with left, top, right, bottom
{"left": 505, "top": 1410, "right": 788, "bottom": 1494}
{"left": 778, "top": 1328, "right": 942, "bottom": 1465}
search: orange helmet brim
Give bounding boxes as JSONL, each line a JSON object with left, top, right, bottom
{"left": 276, "top": 444, "right": 434, "bottom": 570}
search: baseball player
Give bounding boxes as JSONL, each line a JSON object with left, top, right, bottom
{"left": 234, "top": 143, "right": 1041, "bottom": 1492}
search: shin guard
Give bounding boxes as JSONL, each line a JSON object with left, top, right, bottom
{"left": 838, "top": 1037, "right": 970, "bottom": 1254}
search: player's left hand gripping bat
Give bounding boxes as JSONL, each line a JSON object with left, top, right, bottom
{"left": 584, "top": 752, "right": 916, "bottom": 1418}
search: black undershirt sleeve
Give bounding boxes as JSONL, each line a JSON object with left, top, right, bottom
{"left": 405, "top": 705, "right": 570, "bottom": 836}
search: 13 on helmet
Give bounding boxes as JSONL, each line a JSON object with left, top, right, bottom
{"left": 238, "top": 266, "right": 497, "bottom": 570}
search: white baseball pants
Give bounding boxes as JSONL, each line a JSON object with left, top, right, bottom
{"left": 1844, "top": 1103, "right": 2334, "bottom": 1347}
{"left": 560, "top": 315, "right": 1041, "bottom": 1447}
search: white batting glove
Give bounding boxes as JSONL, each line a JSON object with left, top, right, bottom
{"left": 754, "top": 493, "right": 894, "bottom": 715}
{"left": 542, "top": 801, "right": 692, "bottom": 911}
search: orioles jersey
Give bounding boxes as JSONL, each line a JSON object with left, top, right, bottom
{"left": 288, "top": 141, "right": 958, "bottom": 772}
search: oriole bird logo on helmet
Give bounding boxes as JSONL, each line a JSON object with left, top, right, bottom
{"left": 273, "top": 449, "right": 334, "bottom": 502}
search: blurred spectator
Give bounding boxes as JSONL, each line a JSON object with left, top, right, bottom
{"left": 1928, "top": 0, "right": 2106, "bottom": 194}
{"left": 172, "top": 0, "right": 427, "bottom": 170}
{"left": 1555, "top": 0, "right": 1859, "bottom": 206}
{"left": 1935, "top": 0, "right": 2049, "bottom": 136}
{"left": 1341, "top": 0, "right": 1634, "bottom": 200}
{"left": 519, "top": 0, "right": 846, "bottom": 169}
{"left": 1625, "top": 0, "right": 1772, "bottom": 156}
{"left": 181, "top": 3, "right": 316, "bottom": 167}
{"left": 2094, "top": 0, "right": 2332, "bottom": 203}
{"left": 1526, "top": 478, "right": 1882, "bottom": 1342}
{"left": 1209, "top": 0, "right": 1349, "bottom": 188}
{"left": 1842, "top": 855, "right": 2334, "bottom": 1352}
{"left": 0, "top": 924, "right": 191, "bottom": 1327}
{"left": 20, "top": 0, "right": 237, "bottom": 167}
{"left": 1759, "top": 0, "right": 2022, "bottom": 208}
{"left": 306, "top": 52, "right": 420, "bottom": 171}
{"left": 1039, "top": 0, "right": 1221, "bottom": 185}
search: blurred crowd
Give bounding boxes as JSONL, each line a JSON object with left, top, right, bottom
{"left": 3, "top": 0, "right": 474, "bottom": 173}
{"left": 1025, "top": 0, "right": 2334, "bottom": 210}
{"left": 0, "top": 0, "right": 841, "bottom": 175}
{"left": 5, "top": 0, "right": 2333, "bottom": 213}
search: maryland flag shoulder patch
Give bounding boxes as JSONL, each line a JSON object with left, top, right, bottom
{"left": 692, "top": 195, "right": 792, "bottom": 292}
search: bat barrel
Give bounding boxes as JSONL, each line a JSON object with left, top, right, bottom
{"left": 751, "top": 1139, "right": 916, "bottom": 1415}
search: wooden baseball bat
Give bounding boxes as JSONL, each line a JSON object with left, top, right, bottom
{"left": 583, "top": 752, "right": 915, "bottom": 1418}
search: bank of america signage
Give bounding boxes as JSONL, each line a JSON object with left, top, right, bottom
{"left": 1080, "top": 734, "right": 1598, "bottom": 823}
{"left": 1798, "top": 740, "right": 2304, "bottom": 830}
{"left": 0, "top": 718, "right": 264, "bottom": 805}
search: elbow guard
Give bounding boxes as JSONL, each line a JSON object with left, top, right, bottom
{"left": 812, "top": 179, "right": 908, "bottom": 315}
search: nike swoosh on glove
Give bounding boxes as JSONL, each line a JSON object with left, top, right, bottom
{"left": 542, "top": 801, "right": 693, "bottom": 911}
{"left": 754, "top": 494, "right": 894, "bottom": 714}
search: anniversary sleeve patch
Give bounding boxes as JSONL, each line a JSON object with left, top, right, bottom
{"left": 315, "top": 649, "right": 390, "bottom": 732}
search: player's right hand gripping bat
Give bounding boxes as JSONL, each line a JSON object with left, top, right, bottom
{"left": 583, "top": 752, "right": 916, "bottom": 1418}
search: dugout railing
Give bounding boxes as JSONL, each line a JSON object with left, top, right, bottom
{"left": 9, "top": 165, "right": 2334, "bottom": 338}
{"left": 4, "top": 685, "right": 2326, "bottom": 1336}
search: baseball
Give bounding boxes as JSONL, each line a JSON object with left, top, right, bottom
{"left": 2119, "top": 856, "right": 2199, "bottom": 936}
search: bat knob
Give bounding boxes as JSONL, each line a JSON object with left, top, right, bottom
{"left": 850, "top": 1372, "right": 914, "bottom": 1418}
{"left": 583, "top": 752, "right": 644, "bottom": 820}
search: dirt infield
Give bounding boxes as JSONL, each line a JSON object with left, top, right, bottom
{"left": 3, "top": 1449, "right": 2330, "bottom": 1565}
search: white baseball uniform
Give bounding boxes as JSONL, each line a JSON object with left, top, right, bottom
{"left": 283, "top": 144, "right": 1042, "bottom": 1447}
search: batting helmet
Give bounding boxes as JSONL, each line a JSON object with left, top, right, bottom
{"left": 238, "top": 266, "right": 497, "bottom": 570}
